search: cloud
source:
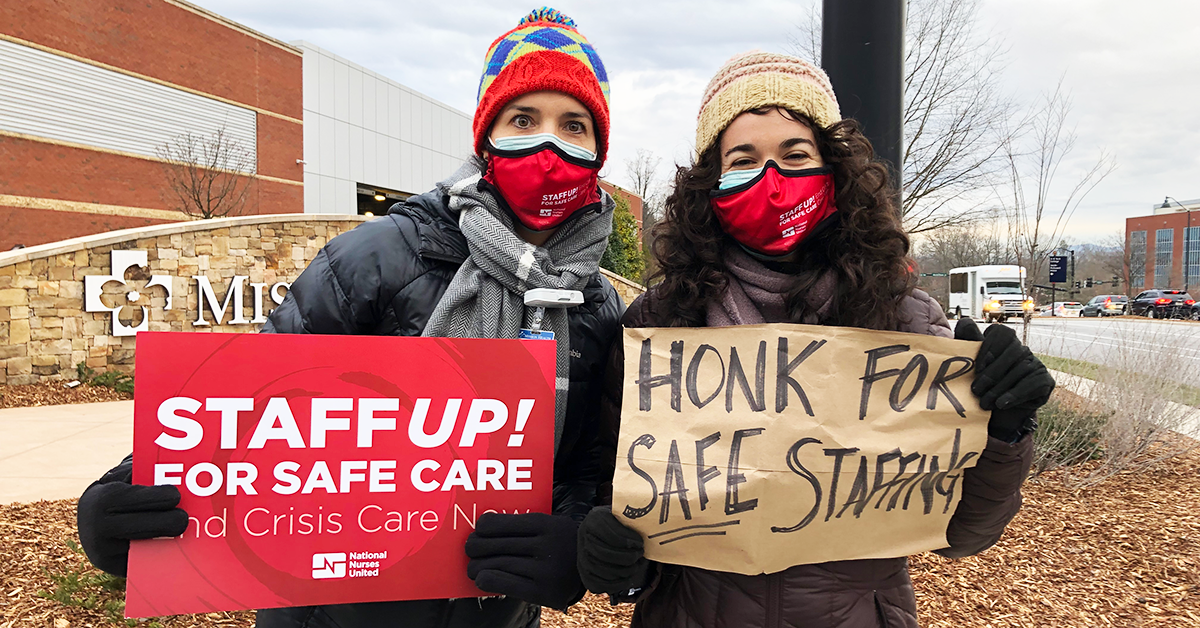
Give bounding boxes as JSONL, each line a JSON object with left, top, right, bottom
{"left": 194, "top": 0, "right": 1200, "bottom": 243}
{"left": 193, "top": 0, "right": 815, "bottom": 191}
{"left": 979, "top": 0, "right": 1200, "bottom": 240}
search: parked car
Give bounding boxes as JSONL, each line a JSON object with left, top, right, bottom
{"left": 1040, "top": 301, "right": 1083, "bottom": 317}
{"left": 1081, "top": 294, "right": 1129, "bottom": 317}
{"left": 1129, "top": 289, "right": 1195, "bottom": 318}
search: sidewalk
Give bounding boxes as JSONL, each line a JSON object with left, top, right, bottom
{"left": 0, "top": 400, "right": 133, "bottom": 505}
{"left": 2, "top": 373, "right": 1195, "bottom": 506}
{"left": 1049, "top": 369, "right": 1200, "bottom": 438}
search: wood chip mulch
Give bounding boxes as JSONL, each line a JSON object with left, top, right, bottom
{"left": 909, "top": 446, "right": 1200, "bottom": 627}
{"left": 0, "top": 382, "right": 131, "bottom": 409}
{"left": 3, "top": 451, "right": 1197, "bottom": 627}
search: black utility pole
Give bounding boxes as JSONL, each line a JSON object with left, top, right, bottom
{"left": 822, "top": 0, "right": 906, "bottom": 183}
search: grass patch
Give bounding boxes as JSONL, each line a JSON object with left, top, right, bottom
{"left": 75, "top": 362, "right": 135, "bottom": 394}
{"left": 1031, "top": 393, "right": 1108, "bottom": 477}
{"left": 36, "top": 539, "right": 161, "bottom": 627}
{"left": 1036, "top": 353, "right": 1200, "bottom": 408}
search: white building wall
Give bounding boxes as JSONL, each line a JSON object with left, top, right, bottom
{"left": 296, "top": 41, "right": 472, "bottom": 214}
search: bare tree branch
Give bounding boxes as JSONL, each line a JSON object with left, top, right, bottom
{"left": 787, "top": 3, "right": 822, "bottom": 65}
{"left": 791, "top": 0, "right": 1014, "bottom": 234}
{"left": 157, "top": 126, "right": 256, "bottom": 219}
{"left": 997, "top": 84, "right": 1117, "bottom": 300}
{"left": 624, "top": 149, "right": 661, "bottom": 202}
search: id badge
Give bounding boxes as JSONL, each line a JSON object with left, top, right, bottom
{"left": 519, "top": 328, "right": 555, "bottom": 341}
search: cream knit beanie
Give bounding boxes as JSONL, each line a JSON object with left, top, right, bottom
{"left": 695, "top": 51, "right": 841, "bottom": 156}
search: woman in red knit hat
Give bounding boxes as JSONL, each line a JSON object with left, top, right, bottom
{"left": 75, "top": 8, "right": 622, "bottom": 628}
{"left": 576, "top": 51, "right": 1054, "bottom": 628}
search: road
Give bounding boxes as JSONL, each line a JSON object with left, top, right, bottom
{"left": 1001, "top": 316, "right": 1200, "bottom": 388}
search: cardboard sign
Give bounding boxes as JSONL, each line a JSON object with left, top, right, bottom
{"left": 611, "top": 324, "right": 987, "bottom": 575}
{"left": 126, "top": 332, "right": 556, "bottom": 617}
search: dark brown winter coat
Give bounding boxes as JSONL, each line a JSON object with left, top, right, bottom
{"left": 597, "top": 287, "right": 1035, "bottom": 628}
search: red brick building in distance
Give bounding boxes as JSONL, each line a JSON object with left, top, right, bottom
{"left": 599, "top": 180, "right": 644, "bottom": 240}
{"left": 0, "top": 0, "right": 304, "bottom": 250}
{"left": 1125, "top": 198, "right": 1200, "bottom": 292}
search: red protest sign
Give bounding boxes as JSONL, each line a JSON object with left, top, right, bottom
{"left": 126, "top": 332, "right": 556, "bottom": 617}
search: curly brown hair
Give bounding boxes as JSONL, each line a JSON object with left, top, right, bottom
{"left": 648, "top": 108, "right": 915, "bottom": 330}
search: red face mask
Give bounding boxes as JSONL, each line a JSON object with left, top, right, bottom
{"left": 710, "top": 162, "right": 837, "bottom": 257}
{"left": 483, "top": 139, "right": 602, "bottom": 231}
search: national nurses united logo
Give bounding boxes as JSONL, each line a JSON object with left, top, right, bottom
{"left": 311, "top": 551, "right": 387, "bottom": 580}
{"left": 311, "top": 552, "right": 346, "bottom": 579}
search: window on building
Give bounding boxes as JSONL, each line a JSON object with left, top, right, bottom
{"left": 355, "top": 185, "right": 411, "bottom": 216}
{"left": 1155, "top": 228, "right": 1174, "bottom": 288}
{"left": 1186, "top": 226, "right": 1200, "bottom": 289}
{"left": 1130, "top": 230, "right": 1146, "bottom": 288}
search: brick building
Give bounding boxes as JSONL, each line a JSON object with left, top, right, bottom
{"left": 2, "top": 0, "right": 639, "bottom": 252}
{"left": 1, "top": 0, "right": 305, "bottom": 250}
{"left": 1126, "top": 198, "right": 1200, "bottom": 292}
{"left": 599, "top": 180, "right": 645, "bottom": 237}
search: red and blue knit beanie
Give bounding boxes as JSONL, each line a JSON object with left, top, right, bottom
{"left": 474, "top": 8, "right": 611, "bottom": 162}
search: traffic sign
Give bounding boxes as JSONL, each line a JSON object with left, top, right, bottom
{"left": 1049, "top": 256, "right": 1067, "bottom": 283}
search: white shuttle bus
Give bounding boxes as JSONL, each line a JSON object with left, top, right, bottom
{"left": 947, "top": 265, "right": 1033, "bottom": 323}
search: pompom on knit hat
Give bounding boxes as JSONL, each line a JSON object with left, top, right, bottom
{"left": 473, "top": 7, "right": 611, "bottom": 161}
{"left": 695, "top": 51, "right": 841, "bottom": 157}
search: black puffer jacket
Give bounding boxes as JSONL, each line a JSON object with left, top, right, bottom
{"left": 253, "top": 189, "right": 625, "bottom": 628}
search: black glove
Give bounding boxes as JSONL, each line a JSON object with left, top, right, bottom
{"left": 577, "top": 506, "right": 651, "bottom": 597}
{"left": 465, "top": 512, "right": 584, "bottom": 610}
{"left": 954, "top": 319, "right": 1054, "bottom": 441}
{"left": 76, "top": 464, "right": 189, "bottom": 577}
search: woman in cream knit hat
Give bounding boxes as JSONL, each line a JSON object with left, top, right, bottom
{"left": 576, "top": 51, "right": 1053, "bottom": 628}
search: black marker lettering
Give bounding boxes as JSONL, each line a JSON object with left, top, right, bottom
{"left": 775, "top": 338, "right": 826, "bottom": 415}
{"left": 725, "top": 428, "right": 765, "bottom": 515}
{"left": 889, "top": 355, "right": 929, "bottom": 412}
{"left": 726, "top": 342, "right": 767, "bottom": 412}
{"left": 637, "top": 338, "right": 683, "bottom": 412}
{"left": 771, "top": 437, "right": 823, "bottom": 533}
{"left": 874, "top": 452, "right": 922, "bottom": 510}
{"left": 686, "top": 345, "right": 725, "bottom": 409}
{"left": 896, "top": 454, "right": 928, "bottom": 511}
{"left": 823, "top": 448, "right": 860, "bottom": 521}
{"left": 836, "top": 456, "right": 871, "bottom": 519}
{"left": 926, "top": 357, "right": 974, "bottom": 417}
{"left": 622, "top": 434, "right": 658, "bottom": 519}
{"left": 918, "top": 455, "right": 941, "bottom": 515}
{"left": 659, "top": 440, "right": 692, "bottom": 524}
{"left": 859, "top": 344, "right": 909, "bottom": 420}
{"left": 695, "top": 432, "right": 722, "bottom": 511}
{"left": 934, "top": 429, "right": 977, "bottom": 513}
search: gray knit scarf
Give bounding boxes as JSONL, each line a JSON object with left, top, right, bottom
{"left": 706, "top": 247, "right": 837, "bottom": 326}
{"left": 422, "top": 156, "right": 614, "bottom": 451}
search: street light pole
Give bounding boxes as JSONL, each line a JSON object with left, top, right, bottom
{"left": 822, "top": 0, "right": 905, "bottom": 184}
{"left": 1161, "top": 196, "right": 1193, "bottom": 292}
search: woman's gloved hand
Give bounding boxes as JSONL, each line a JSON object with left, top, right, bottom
{"left": 577, "top": 506, "right": 651, "bottom": 597}
{"left": 76, "top": 463, "right": 189, "bottom": 577}
{"left": 954, "top": 318, "right": 1055, "bottom": 441}
{"left": 465, "top": 512, "right": 585, "bottom": 610}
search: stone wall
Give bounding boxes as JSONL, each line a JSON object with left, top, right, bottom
{"left": 0, "top": 215, "right": 649, "bottom": 387}
{"left": 600, "top": 268, "right": 646, "bottom": 306}
{"left": 0, "top": 214, "right": 367, "bottom": 385}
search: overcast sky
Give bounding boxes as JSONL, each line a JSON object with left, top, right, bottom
{"left": 192, "top": 0, "right": 1200, "bottom": 243}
